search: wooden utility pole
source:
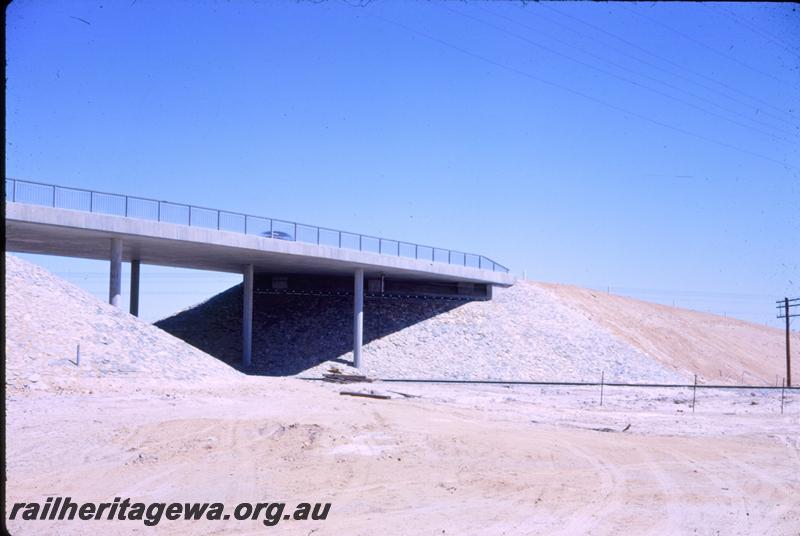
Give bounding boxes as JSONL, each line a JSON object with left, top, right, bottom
{"left": 787, "top": 298, "right": 792, "bottom": 388}
{"left": 777, "top": 298, "right": 799, "bottom": 387}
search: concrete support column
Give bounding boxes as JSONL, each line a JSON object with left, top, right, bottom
{"left": 353, "top": 268, "right": 364, "bottom": 368}
{"left": 242, "top": 264, "right": 254, "bottom": 367}
{"left": 109, "top": 238, "right": 123, "bottom": 307}
{"left": 130, "top": 259, "right": 141, "bottom": 316}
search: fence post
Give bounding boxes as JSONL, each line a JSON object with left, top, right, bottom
{"left": 244, "top": 215, "right": 248, "bottom": 234}
{"left": 188, "top": 205, "right": 192, "bottom": 226}
{"left": 415, "top": 244, "right": 418, "bottom": 259}
{"left": 125, "top": 196, "right": 128, "bottom": 217}
{"left": 293, "top": 222, "right": 297, "bottom": 241}
{"left": 52, "top": 186, "right": 56, "bottom": 207}
{"left": 781, "top": 378, "right": 785, "bottom": 415}
{"left": 12, "top": 179, "right": 16, "bottom": 201}
{"left": 90, "top": 192, "right": 94, "bottom": 212}
{"left": 338, "top": 231, "right": 342, "bottom": 248}
{"left": 692, "top": 374, "right": 697, "bottom": 413}
{"left": 317, "top": 227, "right": 320, "bottom": 245}
{"left": 157, "top": 201, "right": 160, "bottom": 221}
{"left": 600, "top": 371, "right": 604, "bottom": 406}
{"left": 217, "top": 210, "right": 221, "bottom": 230}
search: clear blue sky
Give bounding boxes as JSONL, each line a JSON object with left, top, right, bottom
{"left": 6, "top": 1, "right": 799, "bottom": 326}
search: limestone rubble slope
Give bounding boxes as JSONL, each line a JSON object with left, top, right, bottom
{"left": 157, "top": 274, "right": 790, "bottom": 385}
{"left": 5, "top": 254, "right": 239, "bottom": 392}
{"left": 156, "top": 281, "right": 684, "bottom": 382}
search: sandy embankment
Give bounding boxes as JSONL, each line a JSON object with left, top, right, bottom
{"left": 543, "top": 282, "right": 798, "bottom": 385}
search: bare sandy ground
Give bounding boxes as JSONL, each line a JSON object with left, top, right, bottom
{"left": 6, "top": 377, "right": 799, "bottom": 535}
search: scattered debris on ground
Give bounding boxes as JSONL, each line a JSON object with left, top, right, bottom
{"left": 324, "top": 372, "right": 374, "bottom": 384}
{"left": 340, "top": 390, "right": 393, "bottom": 400}
{"left": 387, "top": 390, "right": 421, "bottom": 399}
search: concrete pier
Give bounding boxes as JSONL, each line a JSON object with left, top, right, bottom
{"left": 242, "top": 264, "right": 254, "bottom": 367}
{"left": 130, "top": 259, "right": 140, "bottom": 316}
{"left": 353, "top": 268, "right": 364, "bottom": 368}
{"left": 109, "top": 238, "right": 122, "bottom": 307}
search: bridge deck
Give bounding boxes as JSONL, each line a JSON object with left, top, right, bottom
{"left": 6, "top": 202, "right": 515, "bottom": 286}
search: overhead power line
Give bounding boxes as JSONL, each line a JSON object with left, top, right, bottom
{"left": 367, "top": 12, "right": 797, "bottom": 170}
{"left": 540, "top": 4, "right": 800, "bottom": 125}
{"left": 445, "top": 4, "right": 796, "bottom": 143}
{"left": 623, "top": 5, "right": 800, "bottom": 91}
{"left": 481, "top": 5, "right": 798, "bottom": 139}
{"left": 716, "top": 6, "right": 800, "bottom": 60}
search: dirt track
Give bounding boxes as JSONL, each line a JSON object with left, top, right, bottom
{"left": 6, "top": 378, "right": 799, "bottom": 535}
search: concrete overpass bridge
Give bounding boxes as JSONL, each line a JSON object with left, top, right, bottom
{"left": 5, "top": 178, "right": 515, "bottom": 368}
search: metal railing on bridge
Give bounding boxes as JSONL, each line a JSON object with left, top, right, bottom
{"left": 5, "top": 178, "right": 510, "bottom": 273}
